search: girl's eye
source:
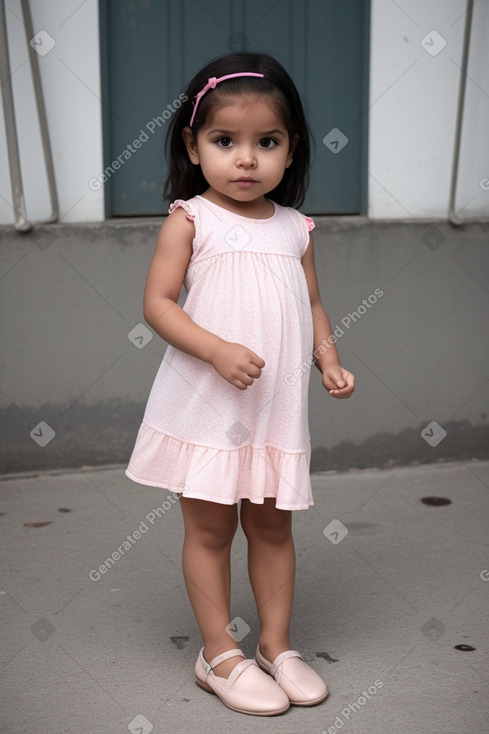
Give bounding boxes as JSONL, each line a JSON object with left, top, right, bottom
{"left": 217, "top": 137, "right": 233, "bottom": 148}
{"left": 259, "top": 138, "right": 277, "bottom": 148}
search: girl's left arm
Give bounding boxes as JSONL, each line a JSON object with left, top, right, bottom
{"left": 301, "top": 233, "right": 355, "bottom": 399}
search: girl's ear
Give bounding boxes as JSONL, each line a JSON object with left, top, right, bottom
{"left": 286, "top": 134, "right": 299, "bottom": 168}
{"left": 182, "top": 126, "right": 200, "bottom": 164}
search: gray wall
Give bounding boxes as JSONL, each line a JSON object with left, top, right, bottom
{"left": 1, "top": 217, "right": 488, "bottom": 476}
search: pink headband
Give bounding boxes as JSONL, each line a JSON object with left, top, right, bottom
{"left": 189, "top": 72, "right": 265, "bottom": 127}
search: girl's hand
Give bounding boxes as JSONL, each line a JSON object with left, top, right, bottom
{"left": 322, "top": 365, "right": 355, "bottom": 399}
{"left": 210, "top": 340, "right": 265, "bottom": 390}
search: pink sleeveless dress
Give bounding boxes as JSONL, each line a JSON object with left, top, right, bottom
{"left": 125, "top": 195, "right": 315, "bottom": 510}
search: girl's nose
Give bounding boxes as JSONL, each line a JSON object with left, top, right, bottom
{"left": 236, "top": 147, "right": 257, "bottom": 168}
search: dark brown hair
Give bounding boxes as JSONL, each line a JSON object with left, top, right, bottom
{"left": 162, "top": 52, "right": 312, "bottom": 208}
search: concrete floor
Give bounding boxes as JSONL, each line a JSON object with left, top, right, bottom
{"left": 1, "top": 459, "right": 488, "bottom": 734}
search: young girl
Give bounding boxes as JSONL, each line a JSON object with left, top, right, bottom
{"left": 126, "top": 52, "right": 355, "bottom": 717}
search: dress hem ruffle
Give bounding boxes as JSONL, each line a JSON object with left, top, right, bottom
{"left": 125, "top": 421, "right": 314, "bottom": 511}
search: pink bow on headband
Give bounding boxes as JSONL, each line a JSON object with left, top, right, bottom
{"left": 189, "top": 72, "right": 265, "bottom": 126}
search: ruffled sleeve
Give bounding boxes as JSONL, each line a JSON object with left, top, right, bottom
{"left": 297, "top": 214, "right": 315, "bottom": 257}
{"left": 168, "top": 199, "right": 195, "bottom": 221}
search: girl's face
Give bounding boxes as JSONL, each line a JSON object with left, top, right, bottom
{"left": 182, "top": 95, "right": 297, "bottom": 210}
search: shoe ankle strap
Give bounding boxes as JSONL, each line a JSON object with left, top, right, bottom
{"left": 200, "top": 647, "right": 244, "bottom": 674}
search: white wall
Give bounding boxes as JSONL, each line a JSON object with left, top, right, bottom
{"left": 369, "top": 0, "right": 489, "bottom": 219}
{"left": 1, "top": 0, "right": 488, "bottom": 224}
{"left": 0, "top": 0, "right": 104, "bottom": 224}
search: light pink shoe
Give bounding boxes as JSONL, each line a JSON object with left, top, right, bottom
{"left": 194, "top": 647, "right": 290, "bottom": 716}
{"left": 255, "top": 644, "right": 329, "bottom": 706}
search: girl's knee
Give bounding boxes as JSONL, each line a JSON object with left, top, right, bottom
{"left": 202, "top": 516, "right": 239, "bottom": 550}
{"left": 240, "top": 499, "right": 291, "bottom": 542}
{"left": 180, "top": 498, "right": 238, "bottom": 550}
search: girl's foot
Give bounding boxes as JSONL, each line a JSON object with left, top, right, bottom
{"left": 255, "top": 643, "right": 329, "bottom": 706}
{"left": 195, "top": 647, "right": 290, "bottom": 715}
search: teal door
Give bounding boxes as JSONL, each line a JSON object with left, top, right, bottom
{"left": 100, "top": 0, "right": 370, "bottom": 216}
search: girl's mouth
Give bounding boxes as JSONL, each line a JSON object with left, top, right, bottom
{"left": 233, "top": 178, "right": 258, "bottom": 188}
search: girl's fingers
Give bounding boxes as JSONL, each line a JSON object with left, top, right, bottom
{"left": 324, "top": 369, "right": 355, "bottom": 396}
{"left": 329, "top": 382, "right": 354, "bottom": 397}
{"left": 329, "top": 389, "right": 353, "bottom": 398}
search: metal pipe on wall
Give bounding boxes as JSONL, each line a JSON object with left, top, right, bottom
{"left": 448, "top": 0, "right": 474, "bottom": 226}
{"left": 0, "top": 0, "right": 58, "bottom": 232}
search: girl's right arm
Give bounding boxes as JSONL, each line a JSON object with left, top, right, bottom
{"left": 143, "top": 208, "right": 265, "bottom": 390}
{"left": 143, "top": 208, "right": 220, "bottom": 364}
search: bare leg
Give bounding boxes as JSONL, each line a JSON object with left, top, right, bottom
{"left": 179, "top": 496, "right": 243, "bottom": 678}
{"left": 239, "top": 498, "right": 295, "bottom": 662}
